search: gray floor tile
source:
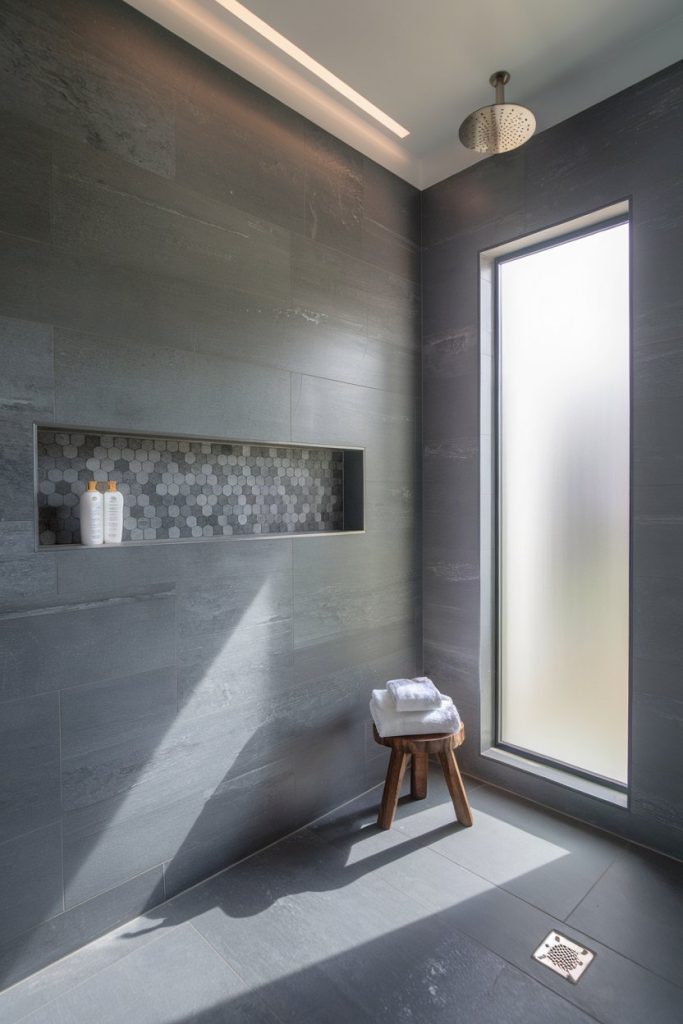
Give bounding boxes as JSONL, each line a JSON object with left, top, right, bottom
{"left": 0, "top": 867, "right": 165, "bottom": 995}
{"left": 0, "top": 915, "right": 176, "bottom": 1024}
{"left": 224, "top": 917, "right": 595, "bottom": 1024}
{"left": 18, "top": 924, "right": 278, "bottom": 1024}
{"left": 2, "top": 769, "right": 680, "bottom": 1024}
{"left": 183, "top": 833, "right": 590, "bottom": 1024}
{"left": 567, "top": 845, "right": 683, "bottom": 987}
{"left": 393, "top": 780, "right": 624, "bottom": 919}
{"left": 308, "top": 794, "right": 683, "bottom": 1024}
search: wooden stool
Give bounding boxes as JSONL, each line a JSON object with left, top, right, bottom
{"left": 373, "top": 723, "right": 473, "bottom": 830}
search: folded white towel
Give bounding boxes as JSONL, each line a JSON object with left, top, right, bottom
{"left": 370, "top": 688, "right": 461, "bottom": 738}
{"left": 386, "top": 676, "right": 441, "bottom": 711}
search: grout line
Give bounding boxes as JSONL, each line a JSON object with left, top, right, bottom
{"left": 294, "top": 364, "right": 419, "bottom": 397}
{"left": 561, "top": 858, "right": 618, "bottom": 924}
{"left": 0, "top": 819, "right": 62, "bottom": 848}
{"left": 0, "top": 588, "right": 175, "bottom": 622}
{"left": 413, "top": 837, "right": 683, "bottom": 991}
{"left": 288, "top": 371, "right": 293, "bottom": 441}
{"left": 473, "top": 770, "right": 683, "bottom": 866}
{"left": 5, "top": 778, "right": 680, "bottom": 1016}
{"left": 187, "top": 923, "right": 290, "bottom": 1024}
{"left": 56, "top": 863, "right": 165, "bottom": 915}
{"left": 366, "top": 853, "right": 606, "bottom": 1024}
{"left": 57, "top": 689, "right": 65, "bottom": 915}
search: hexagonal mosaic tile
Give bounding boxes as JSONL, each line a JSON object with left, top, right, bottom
{"left": 37, "top": 430, "right": 344, "bottom": 545}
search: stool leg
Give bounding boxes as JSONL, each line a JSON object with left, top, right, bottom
{"left": 377, "top": 750, "right": 409, "bottom": 829}
{"left": 410, "top": 752, "right": 428, "bottom": 800}
{"left": 438, "top": 749, "right": 473, "bottom": 827}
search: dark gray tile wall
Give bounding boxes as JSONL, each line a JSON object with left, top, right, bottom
{"left": 422, "top": 61, "right": 683, "bottom": 859}
{"left": 0, "top": 0, "right": 420, "bottom": 988}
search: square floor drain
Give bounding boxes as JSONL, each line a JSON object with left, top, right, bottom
{"left": 532, "top": 931, "right": 595, "bottom": 983}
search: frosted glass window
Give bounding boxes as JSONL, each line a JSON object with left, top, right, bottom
{"left": 497, "top": 222, "right": 630, "bottom": 785}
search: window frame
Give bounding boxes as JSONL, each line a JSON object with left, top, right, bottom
{"left": 490, "top": 212, "right": 632, "bottom": 794}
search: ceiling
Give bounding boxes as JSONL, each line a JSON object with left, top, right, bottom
{"left": 126, "top": 0, "right": 683, "bottom": 187}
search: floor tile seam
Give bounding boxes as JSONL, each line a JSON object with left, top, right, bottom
{"left": 2, "top": 924, "right": 176, "bottom": 1024}
{"left": 466, "top": 775, "right": 682, "bottom": 864}
{"left": 423, "top": 850, "right": 558, "bottom": 917}
{"left": 396, "top": 838, "right": 683, "bottom": 992}
{"left": 369, "top": 861, "right": 606, "bottom": 1024}
{"left": 537, "top": 874, "right": 683, "bottom": 992}
{"left": 459, "top": 789, "right": 630, "bottom": 856}
{"left": 399, "top": 832, "right": 523, "bottom": 894}
{"left": 561, "top": 855, "right": 625, "bottom": 923}
{"left": 559, "top": 856, "right": 683, "bottom": 990}
{"left": 187, "top": 878, "right": 595, "bottom": 1024}
{"left": 408, "top": 816, "right": 622, "bottom": 918}
{"left": 558, "top": 926, "right": 683, "bottom": 994}
{"left": 186, "top": 921, "right": 289, "bottom": 1024}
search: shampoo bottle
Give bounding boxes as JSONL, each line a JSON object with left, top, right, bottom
{"left": 103, "top": 480, "right": 124, "bottom": 544}
{"left": 79, "top": 481, "right": 103, "bottom": 546}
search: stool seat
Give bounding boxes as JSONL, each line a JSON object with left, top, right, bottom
{"left": 373, "top": 722, "right": 473, "bottom": 829}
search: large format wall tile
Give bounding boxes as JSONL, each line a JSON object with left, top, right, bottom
{"left": 175, "top": 85, "right": 308, "bottom": 237}
{"left": 53, "top": 328, "right": 293, "bottom": 443}
{"left": 291, "top": 373, "right": 419, "bottom": 483}
{"left": 0, "top": 111, "right": 52, "bottom": 244}
{"left": 0, "top": 0, "right": 420, "bottom": 986}
{"left": 0, "top": 591, "right": 176, "bottom": 702}
{"left": 0, "top": 824, "right": 63, "bottom": 943}
{"left": 0, "top": 694, "right": 60, "bottom": 843}
{"left": 0, "top": 0, "right": 175, "bottom": 176}
{"left": 0, "top": 866, "right": 165, "bottom": 992}
{"left": 52, "top": 139, "right": 291, "bottom": 301}
{"left": 0, "top": 315, "right": 54, "bottom": 524}
{"left": 422, "top": 60, "right": 683, "bottom": 856}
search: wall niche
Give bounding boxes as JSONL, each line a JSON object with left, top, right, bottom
{"left": 36, "top": 427, "right": 364, "bottom": 546}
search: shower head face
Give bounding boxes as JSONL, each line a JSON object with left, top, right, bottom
{"left": 459, "top": 102, "right": 536, "bottom": 154}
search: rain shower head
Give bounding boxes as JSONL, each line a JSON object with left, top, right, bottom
{"left": 459, "top": 71, "right": 535, "bottom": 154}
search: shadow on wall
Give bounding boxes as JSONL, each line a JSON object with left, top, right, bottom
{"left": 0, "top": 0, "right": 420, "bottom": 990}
{"left": 1, "top": 556, "right": 407, "bottom": 990}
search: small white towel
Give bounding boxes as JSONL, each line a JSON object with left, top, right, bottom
{"left": 386, "top": 676, "right": 441, "bottom": 712}
{"left": 370, "top": 688, "right": 461, "bottom": 738}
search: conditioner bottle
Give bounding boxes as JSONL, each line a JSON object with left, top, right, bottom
{"left": 79, "top": 481, "right": 103, "bottom": 546}
{"left": 103, "top": 480, "right": 124, "bottom": 544}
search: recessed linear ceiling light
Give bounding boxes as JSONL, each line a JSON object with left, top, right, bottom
{"left": 214, "top": 0, "right": 410, "bottom": 138}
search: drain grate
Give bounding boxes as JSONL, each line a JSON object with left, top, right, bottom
{"left": 532, "top": 932, "right": 595, "bottom": 983}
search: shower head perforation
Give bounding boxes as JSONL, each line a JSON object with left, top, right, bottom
{"left": 459, "top": 70, "right": 535, "bottom": 154}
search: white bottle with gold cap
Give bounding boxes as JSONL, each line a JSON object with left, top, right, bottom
{"left": 79, "top": 481, "right": 104, "bottom": 546}
{"left": 103, "top": 480, "right": 124, "bottom": 544}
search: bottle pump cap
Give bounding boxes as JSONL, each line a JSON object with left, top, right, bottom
{"left": 86, "top": 481, "right": 98, "bottom": 491}
{"left": 107, "top": 480, "right": 117, "bottom": 491}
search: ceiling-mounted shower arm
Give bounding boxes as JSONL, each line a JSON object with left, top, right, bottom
{"left": 490, "top": 70, "right": 510, "bottom": 105}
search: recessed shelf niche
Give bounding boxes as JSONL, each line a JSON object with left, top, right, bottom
{"left": 36, "top": 427, "right": 363, "bottom": 546}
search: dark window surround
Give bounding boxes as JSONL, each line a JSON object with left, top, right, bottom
{"left": 480, "top": 201, "right": 633, "bottom": 798}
